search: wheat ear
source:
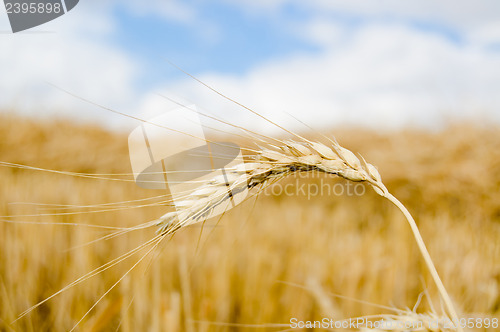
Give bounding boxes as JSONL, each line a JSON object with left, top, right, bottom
{"left": 156, "top": 138, "right": 462, "bottom": 331}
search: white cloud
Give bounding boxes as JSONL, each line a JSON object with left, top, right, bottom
{"left": 0, "top": 2, "right": 142, "bottom": 127}
{"left": 308, "top": 0, "right": 500, "bottom": 28}
{"left": 218, "top": 0, "right": 289, "bottom": 12}
{"left": 121, "top": 0, "right": 196, "bottom": 23}
{"left": 298, "top": 19, "right": 346, "bottom": 47}
{"left": 0, "top": 0, "right": 217, "bottom": 130}
{"left": 230, "top": 0, "right": 500, "bottom": 29}
{"left": 162, "top": 22, "right": 500, "bottom": 132}
{"left": 140, "top": 0, "right": 499, "bottom": 131}
{"left": 1, "top": 0, "right": 499, "bottom": 134}
{"left": 468, "top": 22, "right": 500, "bottom": 46}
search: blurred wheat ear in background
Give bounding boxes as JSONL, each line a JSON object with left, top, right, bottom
{"left": 0, "top": 115, "right": 499, "bottom": 331}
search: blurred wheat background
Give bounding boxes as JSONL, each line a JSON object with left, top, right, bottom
{"left": 2, "top": 1, "right": 500, "bottom": 331}
{"left": 0, "top": 114, "right": 499, "bottom": 331}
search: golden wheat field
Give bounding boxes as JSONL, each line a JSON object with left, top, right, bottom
{"left": 0, "top": 114, "right": 499, "bottom": 331}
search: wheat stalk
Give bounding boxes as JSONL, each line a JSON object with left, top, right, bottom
{"left": 303, "top": 278, "right": 459, "bottom": 332}
{"left": 156, "top": 137, "right": 462, "bottom": 332}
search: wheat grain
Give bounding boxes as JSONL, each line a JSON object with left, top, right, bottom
{"left": 156, "top": 139, "right": 387, "bottom": 234}
{"left": 156, "top": 137, "right": 463, "bottom": 332}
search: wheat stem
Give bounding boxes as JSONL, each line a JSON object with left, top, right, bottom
{"left": 384, "top": 192, "right": 462, "bottom": 332}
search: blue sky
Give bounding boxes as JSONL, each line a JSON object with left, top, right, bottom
{"left": 113, "top": 1, "right": 323, "bottom": 85}
{"left": 112, "top": 1, "right": 464, "bottom": 87}
{"left": 1, "top": 0, "right": 499, "bottom": 131}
